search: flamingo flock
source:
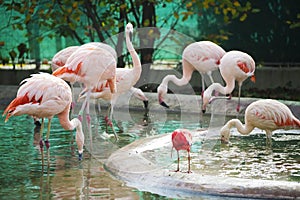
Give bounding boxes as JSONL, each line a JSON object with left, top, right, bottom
{"left": 2, "top": 22, "right": 300, "bottom": 174}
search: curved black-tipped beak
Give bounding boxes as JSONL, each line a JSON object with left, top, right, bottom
{"left": 220, "top": 138, "right": 229, "bottom": 144}
{"left": 202, "top": 109, "right": 206, "bottom": 113}
{"left": 160, "top": 101, "right": 170, "bottom": 108}
{"left": 143, "top": 100, "right": 149, "bottom": 109}
{"left": 78, "top": 153, "right": 83, "bottom": 161}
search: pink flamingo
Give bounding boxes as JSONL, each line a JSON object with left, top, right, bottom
{"left": 202, "top": 50, "right": 256, "bottom": 113}
{"left": 220, "top": 99, "right": 300, "bottom": 143}
{"left": 157, "top": 41, "right": 226, "bottom": 108}
{"left": 78, "top": 22, "right": 142, "bottom": 139}
{"left": 3, "top": 73, "right": 85, "bottom": 166}
{"left": 171, "top": 129, "right": 193, "bottom": 173}
{"left": 52, "top": 42, "right": 117, "bottom": 124}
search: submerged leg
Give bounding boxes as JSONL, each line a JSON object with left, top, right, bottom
{"left": 45, "top": 118, "right": 52, "bottom": 167}
{"left": 39, "top": 118, "right": 45, "bottom": 167}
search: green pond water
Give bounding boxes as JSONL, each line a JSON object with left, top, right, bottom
{"left": 0, "top": 106, "right": 299, "bottom": 199}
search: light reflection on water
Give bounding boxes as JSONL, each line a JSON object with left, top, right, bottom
{"left": 0, "top": 107, "right": 299, "bottom": 199}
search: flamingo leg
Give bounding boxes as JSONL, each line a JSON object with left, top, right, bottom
{"left": 176, "top": 151, "right": 180, "bottom": 172}
{"left": 39, "top": 118, "right": 45, "bottom": 167}
{"left": 45, "top": 118, "right": 52, "bottom": 167}
{"left": 237, "top": 84, "right": 242, "bottom": 112}
{"left": 104, "top": 105, "right": 118, "bottom": 141}
{"left": 187, "top": 151, "right": 192, "bottom": 173}
{"left": 200, "top": 74, "right": 205, "bottom": 98}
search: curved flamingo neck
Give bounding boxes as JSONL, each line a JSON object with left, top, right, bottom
{"left": 57, "top": 106, "right": 77, "bottom": 130}
{"left": 205, "top": 79, "right": 235, "bottom": 99}
{"left": 125, "top": 31, "right": 142, "bottom": 82}
{"left": 226, "top": 119, "right": 254, "bottom": 135}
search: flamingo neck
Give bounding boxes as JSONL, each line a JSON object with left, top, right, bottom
{"left": 227, "top": 119, "right": 254, "bottom": 135}
{"left": 57, "top": 106, "right": 84, "bottom": 154}
{"left": 205, "top": 80, "right": 235, "bottom": 99}
{"left": 125, "top": 31, "right": 142, "bottom": 81}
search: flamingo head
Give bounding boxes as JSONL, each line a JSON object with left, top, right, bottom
{"left": 220, "top": 126, "right": 230, "bottom": 144}
{"left": 126, "top": 22, "right": 133, "bottom": 41}
{"left": 202, "top": 90, "right": 211, "bottom": 113}
{"left": 157, "top": 84, "right": 169, "bottom": 108}
{"left": 75, "top": 118, "right": 85, "bottom": 161}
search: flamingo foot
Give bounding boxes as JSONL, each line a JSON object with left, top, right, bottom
{"left": 78, "top": 153, "right": 83, "bottom": 161}
{"left": 104, "top": 116, "right": 113, "bottom": 127}
{"left": 236, "top": 105, "right": 240, "bottom": 112}
{"left": 86, "top": 114, "right": 91, "bottom": 125}
{"left": 45, "top": 140, "right": 50, "bottom": 149}
{"left": 39, "top": 139, "right": 44, "bottom": 151}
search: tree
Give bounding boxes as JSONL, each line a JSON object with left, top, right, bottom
{"left": 3, "top": 0, "right": 255, "bottom": 73}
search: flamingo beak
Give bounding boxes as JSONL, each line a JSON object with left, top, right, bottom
{"left": 78, "top": 153, "right": 83, "bottom": 161}
{"left": 129, "top": 32, "right": 133, "bottom": 42}
{"left": 250, "top": 75, "right": 256, "bottom": 83}
{"left": 143, "top": 100, "right": 149, "bottom": 109}
{"left": 160, "top": 100, "right": 169, "bottom": 108}
{"left": 158, "top": 93, "right": 169, "bottom": 108}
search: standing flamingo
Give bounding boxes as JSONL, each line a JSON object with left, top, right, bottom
{"left": 52, "top": 42, "right": 117, "bottom": 124}
{"left": 157, "top": 41, "right": 226, "bottom": 108}
{"left": 171, "top": 129, "right": 193, "bottom": 173}
{"left": 3, "top": 73, "right": 85, "bottom": 166}
{"left": 220, "top": 99, "right": 300, "bottom": 143}
{"left": 78, "top": 22, "right": 141, "bottom": 139}
{"left": 202, "top": 50, "right": 256, "bottom": 113}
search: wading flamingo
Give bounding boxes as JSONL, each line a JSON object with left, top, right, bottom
{"left": 3, "top": 73, "right": 85, "bottom": 166}
{"left": 78, "top": 22, "right": 142, "bottom": 140}
{"left": 171, "top": 129, "right": 193, "bottom": 173}
{"left": 202, "top": 50, "right": 256, "bottom": 113}
{"left": 220, "top": 99, "right": 300, "bottom": 143}
{"left": 157, "top": 41, "right": 226, "bottom": 108}
{"left": 52, "top": 42, "right": 117, "bottom": 124}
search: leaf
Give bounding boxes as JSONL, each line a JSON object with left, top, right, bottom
{"left": 240, "top": 13, "right": 247, "bottom": 21}
{"left": 174, "top": 12, "right": 179, "bottom": 19}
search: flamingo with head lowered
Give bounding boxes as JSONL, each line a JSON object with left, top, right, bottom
{"left": 220, "top": 99, "right": 300, "bottom": 143}
{"left": 157, "top": 41, "right": 226, "bottom": 108}
{"left": 202, "top": 50, "right": 256, "bottom": 113}
{"left": 78, "top": 22, "right": 142, "bottom": 140}
{"left": 3, "top": 73, "right": 85, "bottom": 166}
{"left": 52, "top": 42, "right": 117, "bottom": 124}
{"left": 171, "top": 129, "right": 193, "bottom": 173}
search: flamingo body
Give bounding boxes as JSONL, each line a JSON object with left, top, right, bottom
{"left": 158, "top": 41, "right": 225, "bottom": 108}
{"left": 202, "top": 50, "right": 256, "bottom": 112}
{"left": 171, "top": 129, "right": 192, "bottom": 173}
{"left": 220, "top": 99, "right": 300, "bottom": 143}
{"left": 53, "top": 42, "right": 117, "bottom": 122}
{"left": 3, "top": 73, "right": 84, "bottom": 161}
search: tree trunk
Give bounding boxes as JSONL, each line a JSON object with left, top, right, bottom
{"left": 116, "top": 1, "right": 126, "bottom": 68}
{"left": 138, "top": 1, "right": 158, "bottom": 90}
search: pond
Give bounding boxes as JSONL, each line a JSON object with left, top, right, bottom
{"left": 0, "top": 99, "right": 299, "bottom": 199}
